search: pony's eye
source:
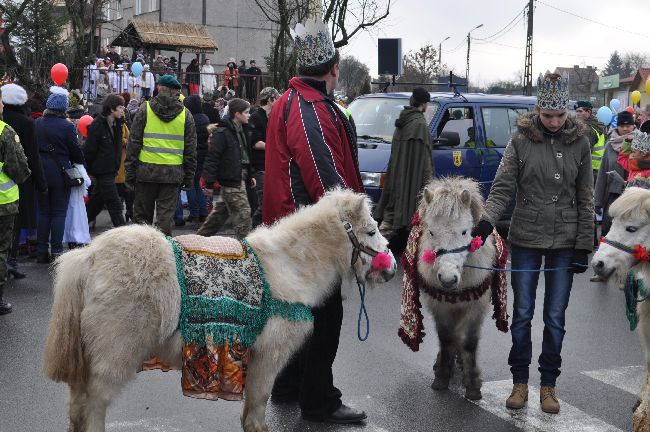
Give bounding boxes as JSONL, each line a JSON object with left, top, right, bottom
{"left": 626, "top": 226, "right": 638, "bottom": 233}
{"left": 462, "top": 230, "right": 467, "bottom": 236}
{"left": 367, "top": 230, "right": 376, "bottom": 236}
{"left": 429, "top": 231, "right": 434, "bottom": 236}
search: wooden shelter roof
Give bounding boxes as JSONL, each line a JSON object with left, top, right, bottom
{"left": 110, "top": 20, "right": 218, "bottom": 53}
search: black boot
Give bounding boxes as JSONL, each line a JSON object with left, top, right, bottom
{"left": 7, "top": 259, "right": 26, "bottom": 279}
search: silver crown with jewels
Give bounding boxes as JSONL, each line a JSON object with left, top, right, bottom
{"left": 632, "top": 130, "right": 650, "bottom": 153}
{"left": 536, "top": 73, "right": 570, "bottom": 111}
{"left": 290, "top": 18, "right": 336, "bottom": 68}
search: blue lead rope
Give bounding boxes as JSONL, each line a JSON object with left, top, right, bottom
{"left": 355, "top": 276, "right": 370, "bottom": 341}
{"left": 463, "top": 264, "right": 589, "bottom": 272}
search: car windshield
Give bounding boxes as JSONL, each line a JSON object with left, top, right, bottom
{"left": 348, "top": 97, "right": 439, "bottom": 142}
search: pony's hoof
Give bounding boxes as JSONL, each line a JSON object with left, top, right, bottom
{"left": 431, "top": 376, "right": 450, "bottom": 390}
{"left": 633, "top": 399, "right": 642, "bottom": 412}
{"left": 465, "top": 388, "right": 482, "bottom": 400}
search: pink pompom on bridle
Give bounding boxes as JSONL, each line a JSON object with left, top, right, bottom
{"left": 468, "top": 236, "right": 484, "bottom": 253}
{"left": 420, "top": 236, "right": 484, "bottom": 265}
{"left": 371, "top": 252, "right": 393, "bottom": 272}
{"left": 421, "top": 249, "right": 437, "bottom": 264}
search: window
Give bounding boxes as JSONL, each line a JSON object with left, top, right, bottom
{"left": 481, "top": 107, "right": 528, "bottom": 147}
{"left": 149, "top": 0, "right": 159, "bottom": 11}
{"left": 102, "top": 3, "right": 111, "bottom": 20}
{"left": 436, "top": 106, "right": 475, "bottom": 148}
{"left": 135, "top": 0, "right": 142, "bottom": 15}
{"left": 115, "top": 0, "right": 122, "bottom": 19}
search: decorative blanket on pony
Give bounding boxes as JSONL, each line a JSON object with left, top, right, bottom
{"left": 146, "top": 235, "right": 313, "bottom": 401}
{"left": 398, "top": 212, "right": 509, "bottom": 352}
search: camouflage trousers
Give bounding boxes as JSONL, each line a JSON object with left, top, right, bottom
{"left": 0, "top": 214, "right": 15, "bottom": 298}
{"left": 197, "top": 181, "right": 252, "bottom": 239}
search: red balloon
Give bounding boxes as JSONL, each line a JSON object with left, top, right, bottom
{"left": 51, "top": 63, "right": 68, "bottom": 86}
{"left": 626, "top": 106, "right": 635, "bottom": 113}
{"left": 77, "top": 115, "right": 93, "bottom": 138}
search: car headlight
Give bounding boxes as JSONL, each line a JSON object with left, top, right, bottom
{"left": 361, "top": 172, "right": 384, "bottom": 187}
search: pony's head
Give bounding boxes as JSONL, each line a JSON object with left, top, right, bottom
{"left": 322, "top": 188, "right": 396, "bottom": 284}
{"left": 416, "top": 177, "right": 484, "bottom": 290}
{"left": 592, "top": 187, "right": 650, "bottom": 283}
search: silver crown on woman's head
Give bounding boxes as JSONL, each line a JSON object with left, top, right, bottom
{"left": 290, "top": 18, "right": 336, "bottom": 68}
{"left": 631, "top": 130, "right": 650, "bottom": 153}
{"left": 536, "top": 73, "right": 570, "bottom": 111}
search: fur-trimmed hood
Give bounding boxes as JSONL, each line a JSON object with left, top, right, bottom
{"left": 515, "top": 111, "right": 588, "bottom": 144}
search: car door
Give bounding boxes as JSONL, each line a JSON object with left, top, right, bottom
{"left": 430, "top": 104, "right": 481, "bottom": 181}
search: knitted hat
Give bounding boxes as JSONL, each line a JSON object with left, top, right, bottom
{"left": 291, "top": 18, "right": 336, "bottom": 68}
{"left": 617, "top": 110, "right": 635, "bottom": 126}
{"left": 0, "top": 83, "right": 28, "bottom": 106}
{"left": 46, "top": 86, "right": 69, "bottom": 112}
{"left": 537, "top": 73, "right": 569, "bottom": 111}
{"left": 574, "top": 100, "right": 592, "bottom": 110}
{"left": 412, "top": 87, "right": 431, "bottom": 104}
{"left": 631, "top": 130, "right": 650, "bottom": 153}
{"left": 259, "top": 87, "right": 280, "bottom": 101}
{"left": 157, "top": 74, "right": 182, "bottom": 90}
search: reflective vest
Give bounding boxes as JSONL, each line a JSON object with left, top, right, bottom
{"left": 139, "top": 102, "right": 186, "bottom": 165}
{"left": 591, "top": 127, "right": 605, "bottom": 171}
{"left": 0, "top": 121, "right": 19, "bottom": 205}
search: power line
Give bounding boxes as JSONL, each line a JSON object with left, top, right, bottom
{"left": 537, "top": 0, "right": 650, "bottom": 39}
{"left": 474, "top": 4, "right": 526, "bottom": 43}
{"left": 474, "top": 39, "right": 609, "bottom": 59}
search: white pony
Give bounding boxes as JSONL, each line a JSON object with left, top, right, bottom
{"left": 43, "top": 189, "right": 396, "bottom": 432}
{"left": 591, "top": 187, "right": 650, "bottom": 431}
{"left": 400, "top": 177, "right": 508, "bottom": 400}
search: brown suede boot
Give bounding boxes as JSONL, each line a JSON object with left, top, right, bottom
{"left": 506, "top": 383, "right": 528, "bottom": 409}
{"left": 540, "top": 386, "right": 560, "bottom": 414}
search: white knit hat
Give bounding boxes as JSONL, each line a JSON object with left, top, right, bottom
{"left": 0, "top": 83, "right": 28, "bottom": 106}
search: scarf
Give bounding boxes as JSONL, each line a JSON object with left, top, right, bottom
{"left": 398, "top": 212, "right": 509, "bottom": 352}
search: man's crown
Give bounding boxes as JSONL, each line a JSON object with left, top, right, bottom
{"left": 290, "top": 18, "right": 336, "bottom": 68}
{"left": 632, "top": 130, "right": 650, "bottom": 154}
{"left": 537, "top": 73, "right": 569, "bottom": 111}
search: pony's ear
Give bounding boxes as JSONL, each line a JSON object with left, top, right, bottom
{"left": 460, "top": 189, "right": 471, "bottom": 207}
{"left": 423, "top": 187, "right": 435, "bottom": 204}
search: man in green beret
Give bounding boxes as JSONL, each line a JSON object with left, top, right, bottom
{"left": 574, "top": 100, "right": 606, "bottom": 180}
{"left": 125, "top": 74, "right": 197, "bottom": 236}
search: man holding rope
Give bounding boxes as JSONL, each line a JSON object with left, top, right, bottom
{"left": 471, "top": 72, "right": 594, "bottom": 414}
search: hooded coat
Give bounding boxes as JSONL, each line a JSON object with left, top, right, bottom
{"left": 373, "top": 105, "right": 434, "bottom": 231}
{"left": 482, "top": 112, "right": 594, "bottom": 251}
{"left": 125, "top": 94, "right": 197, "bottom": 186}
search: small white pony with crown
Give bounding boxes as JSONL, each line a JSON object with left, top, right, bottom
{"left": 42, "top": 189, "right": 396, "bottom": 432}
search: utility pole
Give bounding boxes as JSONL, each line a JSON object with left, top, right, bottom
{"left": 466, "top": 24, "right": 483, "bottom": 88}
{"left": 438, "top": 36, "right": 450, "bottom": 66}
{"left": 523, "top": 0, "right": 534, "bottom": 96}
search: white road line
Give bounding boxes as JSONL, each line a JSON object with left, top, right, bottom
{"left": 107, "top": 418, "right": 183, "bottom": 432}
{"left": 582, "top": 365, "right": 645, "bottom": 395}
{"left": 465, "top": 379, "right": 624, "bottom": 432}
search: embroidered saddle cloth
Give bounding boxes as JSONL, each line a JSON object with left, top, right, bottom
{"left": 144, "top": 235, "right": 313, "bottom": 401}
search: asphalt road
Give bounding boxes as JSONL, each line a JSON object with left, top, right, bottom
{"left": 0, "top": 212, "right": 644, "bottom": 432}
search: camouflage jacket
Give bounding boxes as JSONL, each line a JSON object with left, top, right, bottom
{"left": 482, "top": 112, "right": 594, "bottom": 251}
{"left": 125, "top": 95, "right": 197, "bottom": 186}
{"left": 0, "top": 120, "right": 31, "bottom": 216}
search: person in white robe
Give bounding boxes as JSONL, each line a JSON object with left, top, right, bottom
{"left": 200, "top": 58, "right": 217, "bottom": 96}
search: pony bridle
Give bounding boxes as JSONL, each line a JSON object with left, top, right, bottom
{"left": 343, "top": 221, "right": 381, "bottom": 267}
{"left": 600, "top": 237, "right": 650, "bottom": 264}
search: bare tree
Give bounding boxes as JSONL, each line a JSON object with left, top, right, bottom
{"left": 623, "top": 51, "right": 650, "bottom": 72}
{"left": 0, "top": 0, "right": 34, "bottom": 84}
{"left": 338, "top": 55, "right": 370, "bottom": 101}
{"left": 254, "top": 0, "right": 391, "bottom": 88}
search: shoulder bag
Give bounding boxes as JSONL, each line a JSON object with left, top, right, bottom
{"left": 39, "top": 122, "right": 84, "bottom": 188}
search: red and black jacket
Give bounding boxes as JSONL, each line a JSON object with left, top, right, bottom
{"left": 262, "top": 77, "right": 363, "bottom": 225}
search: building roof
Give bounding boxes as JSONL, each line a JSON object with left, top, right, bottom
{"left": 110, "top": 20, "right": 218, "bottom": 53}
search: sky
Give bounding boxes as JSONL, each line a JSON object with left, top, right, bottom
{"left": 341, "top": 0, "right": 650, "bottom": 88}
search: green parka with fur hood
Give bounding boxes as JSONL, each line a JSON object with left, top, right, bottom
{"left": 481, "top": 111, "right": 594, "bottom": 251}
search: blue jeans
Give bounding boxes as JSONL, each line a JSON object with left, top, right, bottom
{"left": 186, "top": 170, "right": 207, "bottom": 218}
{"left": 37, "top": 186, "right": 71, "bottom": 254}
{"left": 508, "top": 245, "right": 574, "bottom": 388}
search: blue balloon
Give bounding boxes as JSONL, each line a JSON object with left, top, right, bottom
{"left": 596, "top": 106, "right": 613, "bottom": 125}
{"left": 609, "top": 98, "right": 621, "bottom": 113}
{"left": 131, "top": 62, "right": 143, "bottom": 77}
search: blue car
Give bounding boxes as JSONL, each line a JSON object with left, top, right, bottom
{"left": 349, "top": 92, "right": 537, "bottom": 229}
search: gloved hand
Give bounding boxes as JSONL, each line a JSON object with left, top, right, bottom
{"left": 569, "top": 249, "right": 590, "bottom": 274}
{"left": 471, "top": 220, "right": 493, "bottom": 243}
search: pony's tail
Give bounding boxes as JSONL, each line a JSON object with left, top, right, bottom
{"left": 43, "top": 248, "right": 90, "bottom": 384}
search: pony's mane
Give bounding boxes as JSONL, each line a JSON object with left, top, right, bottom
{"left": 418, "top": 176, "right": 484, "bottom": 223}
{"left": 609, "top": 187, "right": 650, "bottom": 221}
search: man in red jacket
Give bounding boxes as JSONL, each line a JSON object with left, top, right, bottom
{"left": 263, "top": 18, "right": 366, "bottom": 424}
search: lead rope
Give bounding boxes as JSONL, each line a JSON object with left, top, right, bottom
{"left": 463, "top": 264, "right": 588, "bottom": 272}
{"left": 355, "top": 275, "right": 370, "bottom": 341}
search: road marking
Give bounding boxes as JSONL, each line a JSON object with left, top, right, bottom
{"left": 107, "top": 418, "right": 183, "bottom": 431}
{"left": 582, "top": 365, "right": 645, "bottom": 396}
{"left": 464, "top": 379, "right": 624, "bottom": 432}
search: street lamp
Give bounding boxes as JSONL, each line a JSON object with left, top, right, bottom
{"left": 466, "top": 24, "right": 483, "bottom": 88}
{"left": 438, "top": 36, "right": 450, "bottom": 66}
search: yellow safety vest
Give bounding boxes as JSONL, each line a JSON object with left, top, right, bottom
{"left": 0, "top": 121, "right": 19, "bottom": 205}
{"left": 591, "top": 127, "right": 605, "bottom": 171}
{"left": 139, "top": 102, "right": 186, "bottom": 165}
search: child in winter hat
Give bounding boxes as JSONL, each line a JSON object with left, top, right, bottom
{"left": 46, "top": 86, "right": 69, "bottom": 112}
{"left": 617, "top": 130, "right": 650, "bottom": 189}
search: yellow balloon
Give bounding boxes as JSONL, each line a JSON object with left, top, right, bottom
{"left": 646, "top": 77, "right": 650, "bottom": 96}
{"left": 631, "top": 90, "right": 642, "bottom": 105}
